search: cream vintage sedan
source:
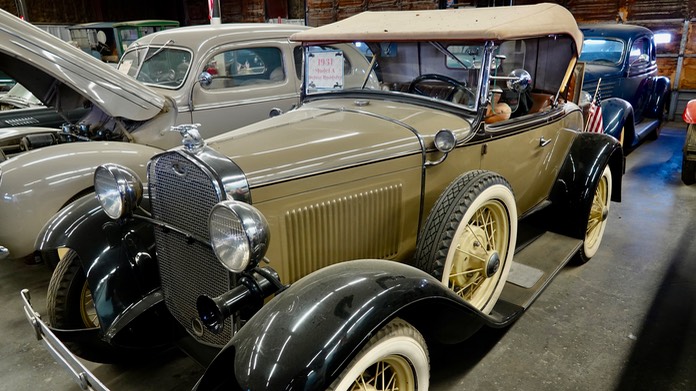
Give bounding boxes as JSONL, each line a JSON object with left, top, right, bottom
{"left": 0, "top": 11, "right": 374, "bottom": 265}
{"left": 25, "top": 4, "right": 623, "bottom": 390}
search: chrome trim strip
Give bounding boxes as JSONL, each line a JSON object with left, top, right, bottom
{"left": 21, "top": 289, "right": 110, "bottom": 391}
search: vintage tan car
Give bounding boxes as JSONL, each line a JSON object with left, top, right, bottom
{"left": 0, "top": 12, "right": 368, "bottom": 265}
{"left": 24, "top": 4, "right": 623, "bottom": 390}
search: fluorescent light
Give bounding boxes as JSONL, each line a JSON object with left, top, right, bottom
{"left": 654, "top": 33, "right": 671, "bottom": 44}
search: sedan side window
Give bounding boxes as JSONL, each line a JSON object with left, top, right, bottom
{"left": 629, "top": 37, "right": 649, "bottom": 64}
{"left": 204, "top": 47, "right": 285, "bottom": 89}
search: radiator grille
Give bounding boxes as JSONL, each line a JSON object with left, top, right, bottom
{"left": 149, "top": 152, "right": 232, "bottom": 347}
{"left": 583, "top": 79, "right": 618, "bottom": 100}
{"left": 284, "top": 185, "right": 402, "bottom": 282}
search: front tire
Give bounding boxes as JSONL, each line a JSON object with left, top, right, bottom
{"left": 573, "top": 165, "right": 612, "bottom": 264}
{"left": 47, "top": 250, "right": 128, "bottom": 363}
{"left": 328, "top": 318, "right": 429, "bottom": 391}
{"left": 682, "top": 155, "right": 696, "bottom": 185}
{"left": 413, "top": 170, "right": 517, "bottom": 314}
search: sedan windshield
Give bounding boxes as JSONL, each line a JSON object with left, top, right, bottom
{"left": 579, "top": 38, "right": 625, "bottom": 65}
{"left": 118, "top": 46, "right": 192, "bottom": 89}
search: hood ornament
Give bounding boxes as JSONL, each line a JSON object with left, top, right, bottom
{"left": 170, "top": 123, "right": 205, "bottom": 153}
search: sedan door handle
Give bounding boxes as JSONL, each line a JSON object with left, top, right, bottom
{"left": 539, "top": 137, "right": 552, "bottom": 147}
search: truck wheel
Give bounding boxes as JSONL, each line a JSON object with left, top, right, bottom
{"left": 413, "top": 170, "right": 517, "bottom": 314}
{"left": 328, "top": 318, "right": 429, "bottom": 391}
{"left": 47, "top": 250, "right": 127, "bottom": 363}
{"left": 682, "top": 155, "right": 696, "bottom": 185}
{"left": 574, "top": 165, "right": 612, "bottom": 264}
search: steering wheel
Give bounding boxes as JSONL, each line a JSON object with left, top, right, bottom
{"left": 407, "top": 74, "right": 475, "bottom": 104}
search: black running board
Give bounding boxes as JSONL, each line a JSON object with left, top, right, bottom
{"left": 487, "top": 231, "right": 582, "bottom": 326}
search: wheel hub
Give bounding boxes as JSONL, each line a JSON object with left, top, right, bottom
{"left": 485, "top": 251, "right": 500, "bottom": 278}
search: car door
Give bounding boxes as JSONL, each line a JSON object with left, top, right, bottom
{"left": 190, "top": 40, "right": 301, "bottom": 138}
{"left": 479, "top": 108, "right": 573, "bottom": 216}
{"left": 621, "top": 36, "right": 657, "bottom": 122}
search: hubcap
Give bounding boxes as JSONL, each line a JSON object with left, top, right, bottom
{"left": 485, "top": 251, "right": 500, "bottom": 278}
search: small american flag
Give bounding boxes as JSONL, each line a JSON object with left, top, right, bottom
{"left": 208, "top": 0, "right": 215, "bottom": 19}
{"left": 585, "top": 79, "right": 604, "bottom": 133}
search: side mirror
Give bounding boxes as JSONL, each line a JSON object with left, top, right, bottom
{"left": 199, "top": 71, "right": 213, "bottom": 87}
{"left": 506, "top": 69, "right": 532, "bottom": 93}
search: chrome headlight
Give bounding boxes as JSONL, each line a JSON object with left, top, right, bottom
{"left": 434, "top": 129, "right": 456, "bottom": 153}
{"left": 94, "top": 164, "right": 143, "bottom": 219}
{"left": 209, "top": 200, "right": 269, "bottom": 273}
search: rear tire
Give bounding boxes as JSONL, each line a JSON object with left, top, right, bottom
{"left": 573, "top": 166, "right": 612, "bottom": 264}
{"left": 682, "top": 155, "right": 696, "bottom": 185}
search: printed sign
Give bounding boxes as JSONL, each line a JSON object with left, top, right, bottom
{"left": 306, "top": 49, "right": 344, "bottom": 92}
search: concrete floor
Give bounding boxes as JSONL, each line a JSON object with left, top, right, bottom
{"left": 2, "top": 123, "right": 695, "bottom": 391}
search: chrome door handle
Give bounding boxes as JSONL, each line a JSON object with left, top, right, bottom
{"left": 539, "top": 137, "right": 552, "bottom": 147}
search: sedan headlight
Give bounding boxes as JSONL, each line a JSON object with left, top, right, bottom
{"left": 94, "top": 164, "right": 143, "bottom": 219}
{"left": 209, "top": 200, "right": 269, "bottom": 273}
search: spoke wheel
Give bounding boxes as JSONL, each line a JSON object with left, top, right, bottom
{"left": 329, "top": 318, "right": 429, "bottom": 391}
{"left": 574, "top": 165, "right": 612, "bottom": 264}
{"left": 413, "top": 170, "right": 517, "bottom": 313}
{"left": 444, "top": 199, "right": 510, "bottom": 308}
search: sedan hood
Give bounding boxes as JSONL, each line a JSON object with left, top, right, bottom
{"left": 0, "top": 9, "right": 164, "bottom": 121}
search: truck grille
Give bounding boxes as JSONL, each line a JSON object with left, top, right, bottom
{"left": 149, "top": 151, "right": 232, "bottom": 347}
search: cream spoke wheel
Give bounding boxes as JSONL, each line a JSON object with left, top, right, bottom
{"left": 446, "top": 199, "right": 510, "bottom": 307}
{"left": 329, "top": 318, "right": 429, "bottom": 391}
{"left": 575, "top": 165, "right": 612, "bottom": 263}
{"left": 80, "top": 282, "right": 99, "bottom": 327}
{"left": 413, "top": 171, "right": 517, "bottom": 314}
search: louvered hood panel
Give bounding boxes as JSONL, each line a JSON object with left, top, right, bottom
{"left": 284, "top": 184, "right": 403, "bottom": 283}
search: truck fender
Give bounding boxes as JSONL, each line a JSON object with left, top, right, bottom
{"left": 0, "top": 141, "right": 162, "bottom": 260}
{"left": 35, "top": 192, "right": 161, "bottom": 338}
{"left": 646, "top": 75, "right": 670, "bottom": 120}
{"left": 547, "top": 132, "right": 623, "bottom": 239}
{"left": 683, "top": 99, "right": 696, "bottom": 124}
{"left": 195, "top": 260, "right": 501, "bottom": 391}
{"left": 600, "top": 97, "right": 634, "bottom": 146}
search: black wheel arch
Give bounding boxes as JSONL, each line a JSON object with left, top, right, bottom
{"left": 546, "top": 132, "right": 623, "bottom": 239}
{"left": 36, "top": 191, "right": 163, "bottom": 341}
{"left": 195, "top": 260, "right": 503, "bottom": 391}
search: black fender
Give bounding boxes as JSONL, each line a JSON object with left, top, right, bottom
{"left": 547, "top": 132, "right": 623, "bottom": 239}
{"left": 195, "top": 260, "right": 503, "bottom": 391}
{"left": 35, "top": 192, "right": 172, "bottom": 346}
{"left": 600, "top": 97, "right": 635, "bottom": 146}
{"left": 645, "top": 75, "right": 670, "bottom": 120}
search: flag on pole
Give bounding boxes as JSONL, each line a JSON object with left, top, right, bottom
{"left": 585, "top": 78, "right": 604, "bottom": 133}
{"left": 208, "top": 0, "right": 214, "bottom": 20}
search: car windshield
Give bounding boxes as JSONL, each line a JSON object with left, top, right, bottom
{"left": 579, "top": 38, "right": 625, "bottom": 65}
{"left": 304, "top": 41, "right": 490, "bottom": 112}
{"left": 118, "top": 46, "right": 192, "bottom": 89}
{"left": 0, "top": 83, "right": 42, "bottom": 109}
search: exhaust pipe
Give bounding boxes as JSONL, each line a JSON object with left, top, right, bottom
{"left": 197, "top": 267, "right": 280, "bottom": 333}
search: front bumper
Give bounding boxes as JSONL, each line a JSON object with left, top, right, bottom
{"left": 20, "top": 289, "right": 110, "bottom": 391}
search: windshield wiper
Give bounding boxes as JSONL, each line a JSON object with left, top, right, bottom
{"left": 143, "top": 39, "right": 175, "bottom": 63}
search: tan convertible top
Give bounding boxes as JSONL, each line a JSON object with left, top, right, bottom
{"left": 291, "top": 3, "right": 582, "bottom": 53}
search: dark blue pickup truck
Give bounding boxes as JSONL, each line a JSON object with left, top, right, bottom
{"left": 580, "top": 24, "right": 670, "bottom": 150}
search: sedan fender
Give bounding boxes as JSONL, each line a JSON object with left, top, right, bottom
{"left": 645, "top": 75, "right": 670, "bottom": 120}
{"left": 0, "top": 141, "right": 161, "bottom": 260}
{"left": 195, "top": 260, "right": 502, "bottom": 391}
{"left": 683, "top": 99, "right": 696, "bottom": 124}
{"left": 600, "top": 97, "right": 634, "bottom": 145}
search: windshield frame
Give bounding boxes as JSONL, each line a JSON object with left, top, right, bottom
{"left": 301, "top": 40, "right": 492, "bottom": 115}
